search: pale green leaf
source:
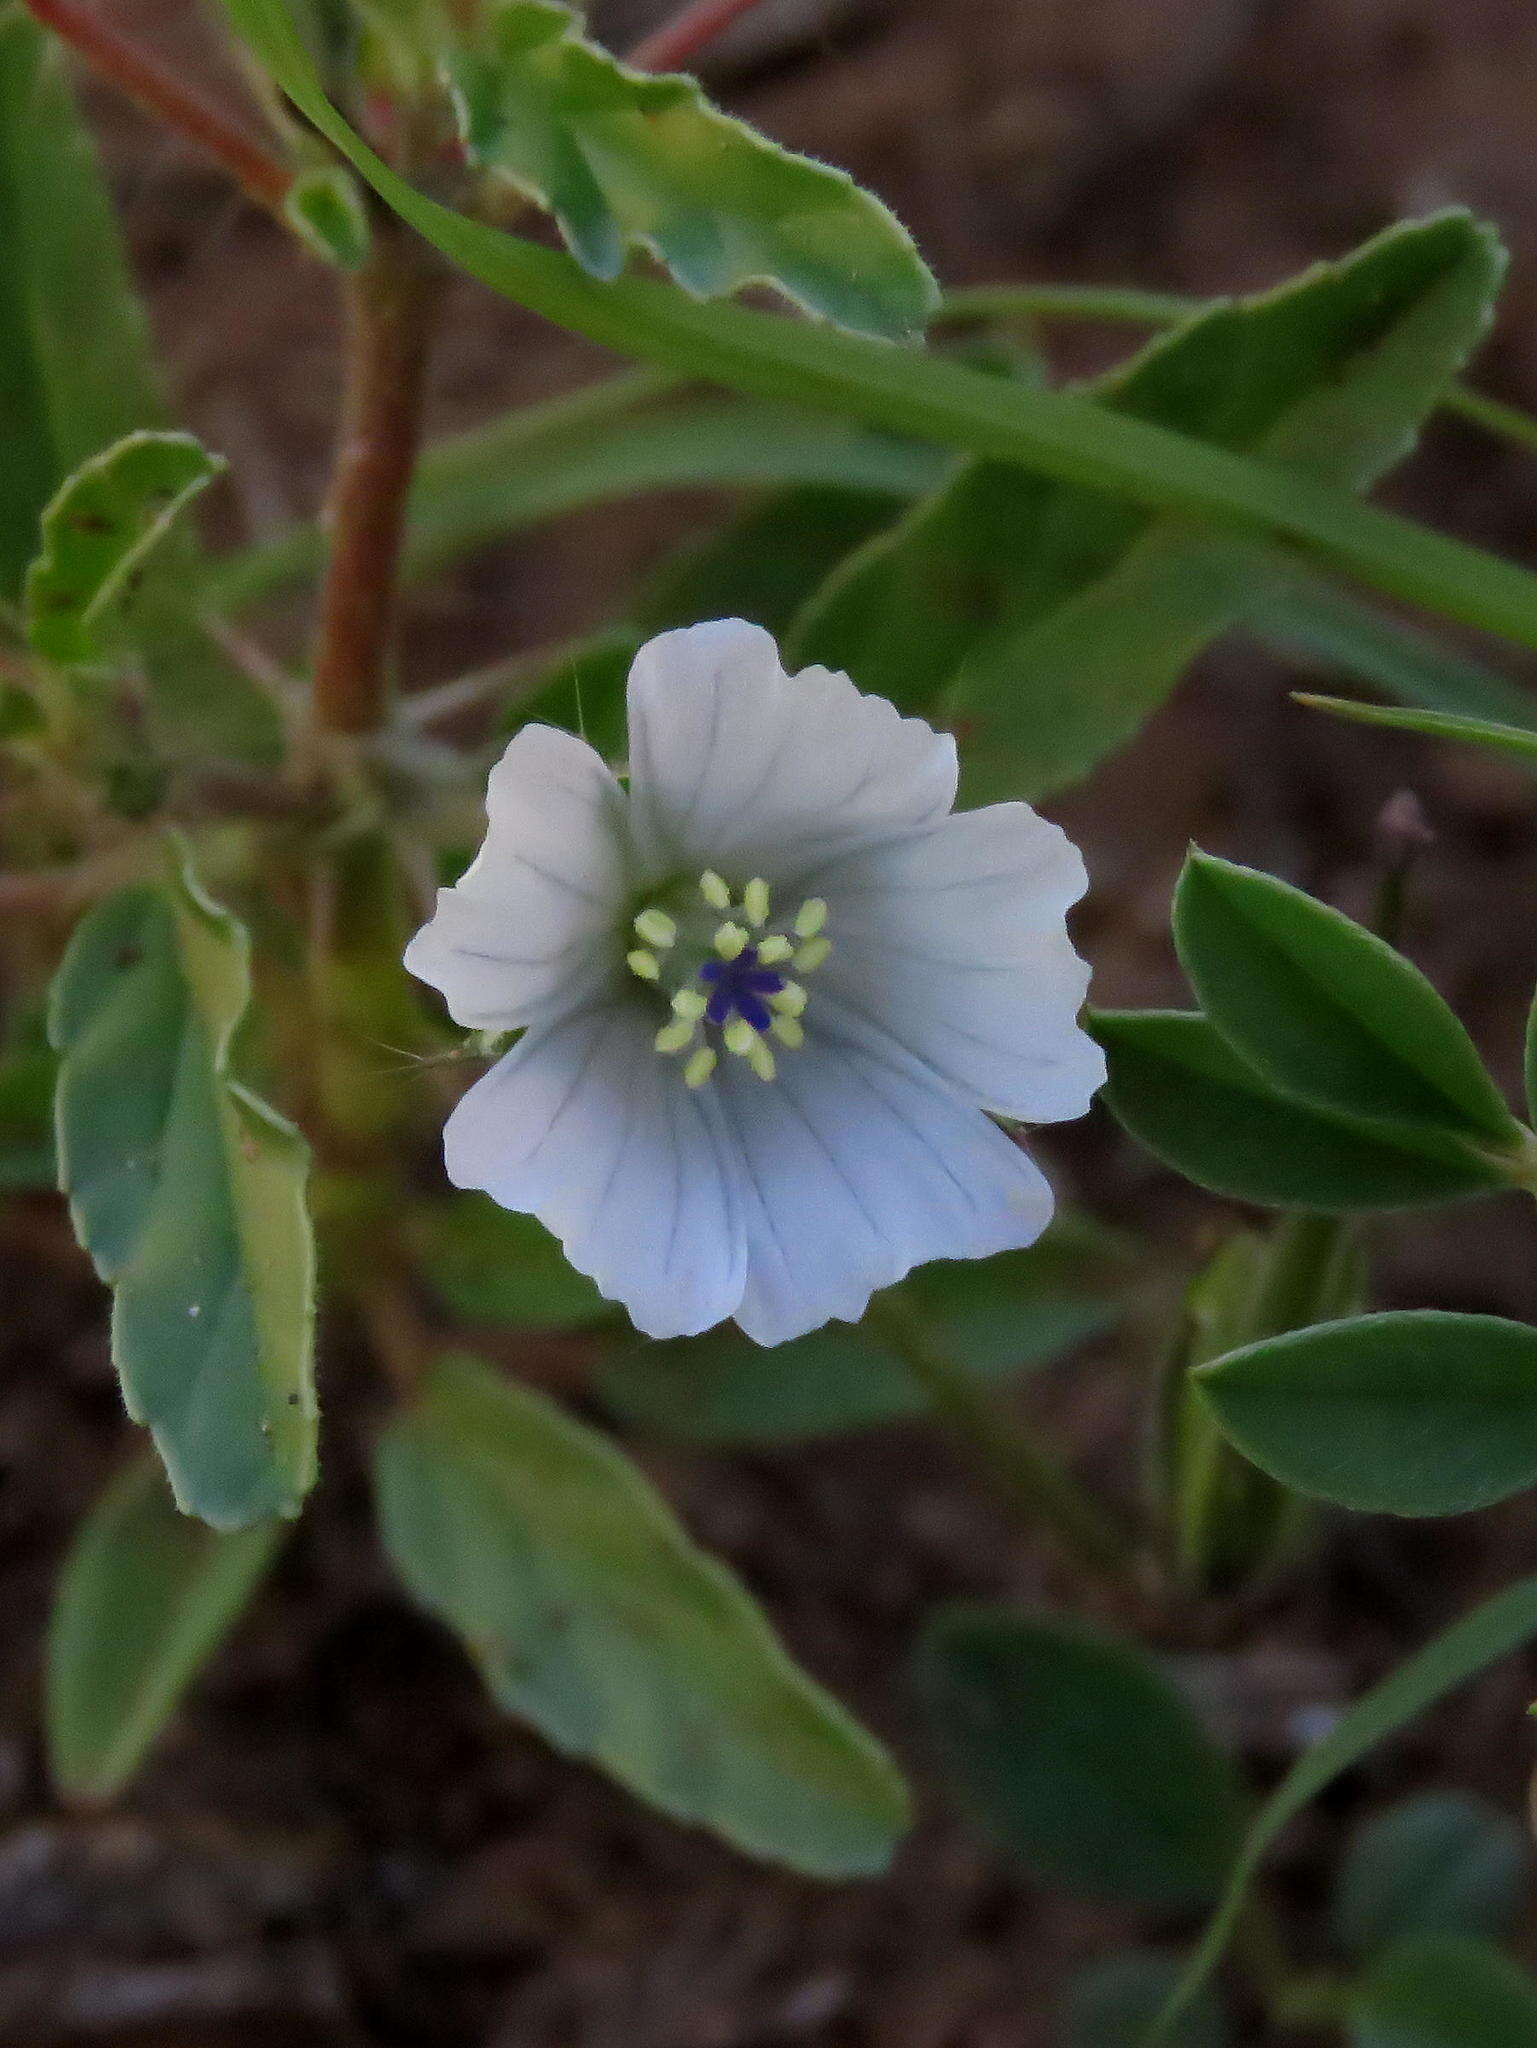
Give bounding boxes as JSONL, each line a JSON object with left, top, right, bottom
{"left": 284, "top": 162, "right": 371, "bottom": 267}
{"left": 1351, "top": 1936, "right": 1537, "bottom": 2047}
{"left": 47, "top": 1451, "right": 281, "bottom": 1801}
{"left": 374, "top": 1352, "right": 910, "bottom": 1876}
{"left": 1296, "top": 692, "right": 1537, "bottom": 767}
{"left": 49, "top": 844, "right": 318, "bottom": 1528}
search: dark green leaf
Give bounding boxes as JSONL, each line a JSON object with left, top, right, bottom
{"left": 47, "top": 1452, "right": 280, "bottom": 1801}
{"left": 25, "top": 433, "right": 224, "bottom": 664}
{"left": 408, "top": 1194, "right": 610, "bottom": 1329}
{"left": 1197, "top": 1310, "right": 1537, "bottom": 1517}
{"left": 1154, "top": 1570, "right": 1537, "bottom": 2036}
{"left": 206, "top": 10, "right": 1537, "bottom": 674}
{"left": 0, "top": 13, "right": 164, "bottom": 599}
{"left": 1090, "top": 1010, "right": 1506, "bottom": 1210}
{"left": 1332, "top": 1793, "right": 1531, "bottom": 1962}
{"left": 912, "top": 1604, "right": 1242, "bottom": 1909}
{"left": 0, "top": 1033, "right": 57, "bottom": 1190}
{"left": 451, "top": 0, "right": 936, "bottom": 337}
{"left": 49, "top": 845, "right": 318, "bottom": 1528}
{"left": 1297, "top": 692, "right": 1537, "bottom": 766}
{"left": 791, "top": 214, "right": 1503, "bottom": 798}
{"left": 601, "top": 1250, "right": 1115, "bottom": 1446}
{"left": 283, "top": 163, "right": 370, "bottom": 267}
{"left": 1351, "top": 1936, "right": 1537, "bottom": 2047}
{"left": 1065, "top": 1952, "right": 1229, "bottom": 2048}
{"left": 374, "top": 1352, "right": 910, "bottom": 1876}
{"left": 1174, "top": 851, "right": 1521, "bottom": 1145}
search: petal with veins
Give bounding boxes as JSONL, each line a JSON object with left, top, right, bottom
{"left": 626, "top": 619, "right": 956, "bottom": 884}
{"left": 405, "top": 724, "right": 630, "bottom": 1030}
{"left": 444, "top": 1001, "right": 747, "bottom": 1338}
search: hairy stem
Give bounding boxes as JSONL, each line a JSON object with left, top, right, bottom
{"left": 627, "top": 0, "right": 773, "bottom": 71}
{"left": 22, "top": 0, "right": 290, "bottom": 213}
{"left": 311, "top": 213, "right": 441, "bottom": 737}
{"left": 865, "top": 1291, "right": 1144, "bottom": 1592}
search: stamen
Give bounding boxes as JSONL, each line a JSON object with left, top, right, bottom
{"left": 654, "top": 1017, "right": 696, "bottom": 1055}
{"left": 770, "top": 982, "right": 807, "bottom": 1017}
{"left": 699, "top": 870, "right": 732, "bottom": 910}
{"left": 683, "top": 1046, "right": 717, "bottom": 1088}
{"left": 627, "top": 948, "right": 661, "bottom": 980}
{"left": 794, "top": 898, "right": 827, "bottom": 940}
{"left": 770, "top": 1014, "right": 804, "bottom": 1050}
{"left": 634, "top": 907, "right": 677, "bottom": 949}
{"left": 671, "top": 988, "right": 707, "bottom": 1021}
{"left": 755, "top": 935, "right": 793, "bottom": 965}
{"left": 794, "top": 936, "right": 830, "bottom": 974}
{"left": 742, "top": 877, "right": 771, "bottom": 927}
{"left": 746, "top": 1036, "right": 776, "bottom": 1082}
{"left": 722, "top": 1017, "right": 757, "bottom": 1058}
{"left": 714, "top": 922, "right": 749, "bottom": 961}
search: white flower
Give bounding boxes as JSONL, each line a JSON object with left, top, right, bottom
{"left": 404, "top": 620, "right": 1104, "bottom": 1345}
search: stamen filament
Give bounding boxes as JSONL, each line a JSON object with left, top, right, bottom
{"left": 683, "top": 1046, "right": 717, "bottom": 1088}
{"left": 770, "top": 1014, "right": 804, "bottom": 1049}
{"left": 794, "top": 936, "right": 830, "bottom": 973}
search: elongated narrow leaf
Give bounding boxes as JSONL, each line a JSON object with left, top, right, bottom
{"left": 0, "top": 13, "right": 164, "bottom": 598}
{"left": 913, "top": 1605, "right": 1242, "bottom": 1909}
{"left": 792, "top": 214, "right": 1504, "bottom": 797}
{"left": 1197, "top": 1310, "right": 1537, "bottom": 1517}
{"left": 374, "top": 1353, "right": 910, "bottom": 1876}
{"left": 25, "top": 433, "right": 224, "bottom": 664}
{"left": 1154, "top": 1569, "right": 1537, "bottom": 2037}
{"left": 1298, "top": 692, "right": 1537, "bottom": 767}
{"left": 1351, "top": 1936, "right": 1537, "bottom": 2047}
{"left": 211, "top": 0, "right": 1537, "bottom": 672}
{"left": 1174, "top": 851, "right": 1522, "bottom": 1145}
{"left": 452, "top": 0, "right": 935, "bottom": 337}
{"left": 47, "top": 1452, "right": 280, "bottom": 1801}
{"left": 1332, "top": 1794, "right": 1531, "bottom": 1962}
{"left": 1090, "top": 1010, "right": 1506, "bottom": 1210}
{"left": 49, "top": 846, "right": 317, "bottom": 1528}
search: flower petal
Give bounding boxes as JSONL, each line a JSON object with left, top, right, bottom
{"left": 404, "top": 724, "right": 630, "bottom": 1030}
{"left": 714, "top": 999, "right": 1055, "bottom": 1346}
{"left": 626, "top": 619, "right": 956, "bottom": 883}
{"left": 812, "top": 804, "right": 1105, "bottom": 1123}
{"left": 442, "top": 1001, "right": 747, "bottom": 1338}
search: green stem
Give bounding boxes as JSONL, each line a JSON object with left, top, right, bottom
{"left": 864, "top": 1291, "right": 1142, "bottom": 1591}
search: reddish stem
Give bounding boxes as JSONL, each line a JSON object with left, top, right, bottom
{"left": 22, "top": 0, "right": 290, "bottom": 213}
{"left": 627, "top": 0, "right": 772, "bottom": 71}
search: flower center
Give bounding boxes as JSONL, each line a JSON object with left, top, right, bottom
{"left": 625, "top": 870, "right": 830, "bottom": 1086}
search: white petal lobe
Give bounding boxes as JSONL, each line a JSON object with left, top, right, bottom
{"left": 443, "top": 1002, "right": 747, "bottom": 1337}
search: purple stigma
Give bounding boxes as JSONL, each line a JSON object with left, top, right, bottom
{"left": 697, "top": 945, "right": 785, "bottom": 1032}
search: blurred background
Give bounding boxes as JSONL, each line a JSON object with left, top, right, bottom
{"left": 7, "top": 1, "right": 1537, "bottom": 2041}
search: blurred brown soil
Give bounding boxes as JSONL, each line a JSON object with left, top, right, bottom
{"left": 9, "top": 0, "right": 1537, "bottom": 2041}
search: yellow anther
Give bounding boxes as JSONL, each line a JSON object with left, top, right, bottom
{"left": 793, "top": 897, "right": 827, "bottom": 940}
{"left": 683, "top": 1046, "right": 717, "bottom": 1089}
{"left": 627, "top": 948, "right": 661, "bottom": 981}
{"left": 746, "top": 1035, "right": 777, "bottom": 1082}
{"left": 770, "top": 1014, "right": 805, "bottom": 1050}
{"left": 794, "top": 936, "right": 830, "bottom": 974}
{"left": 654, "top": 1017, "right": 696, "bottom": 1055}
{"left": 755, "top": 934, "right": 793, "bottom": 964}
{"left": 714, "top": 921, "right": 749, "bottom": 961}
{"left": 742, "top": 877, "right": 771, "bottom": 927}
{"left": 699, "top": 870, "right": 732, "bottom": 910}
{"left": 770, "top": 982, "right": 807, "bottom": 1017}
{"left": 723, "top": 1017, "right": 757, "bottom": 1058}
{"left": 671, "top": 988, "right": 707, "bottom": 1022}
{"left": 633, "top": 907, "right": 677, "bottom": 949}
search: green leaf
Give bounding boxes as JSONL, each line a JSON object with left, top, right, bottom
{"left": 207, "top": 6, "right": 1537, "bottom": 675}
{"left": 1351, "top": 1936, "right": 1537, "bottom": 2047}
{"left": 25, "top": 433, "right": 224, "bottom": 665}
{"left": 1332, "top": 1793, "right": 1531, "bottom": 1962}
{"left": 1090, "top": 1010, "right": 1508, "bottom": 1211}
{"left": 1196, "top": 1310, "right": 1537, "bottom": 1517}
{"left": 0, "top": 12, "right": 165, "bottom": 599}
{"left": 0, "top": 1032, "right": 57, "bottom": 1190}
{"left": 1297, "top": 692, "right": 1537, "bottom": 767}
{"left": 283, "top": 163, "right": 371, "bottom": 267}
{"left": 600, "top": 1251, "right": 1116, "bottom": 1446}
{"left": 1174, "top": 850, "right": 1521, "bottom": 1146}
{"left": 1065, "top": 1953, "right": 1229, "bottom": 2048}
{"left": 1526, "top": 982, "right": 1537, "bottom": 1130}
{"left": 212, "top": 375, "right": 943, "bottom": 609}
{"left": 407, "top": 1194, "right": 611, "bottom": 1329}
{"left": 789, "top": 214, "right": 1503, "bottom": 798}
{"left": 912, "top": 1605, "right": 1242, "bottom": 1909}
{"left": 374, "top": 1352, "right": 910, "bottom": 1876}
{"left": 1154, "top": 1568, "right": 1537, "bottom": 2037}
{"left": 49, "top": 845, "right": 318, "bottom": 1528}
{"left": 46, "top": 1451, "right": 281, "bottom": 1802}
{"left": 450, "top": 0, "right": 936, "bottom": 338}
